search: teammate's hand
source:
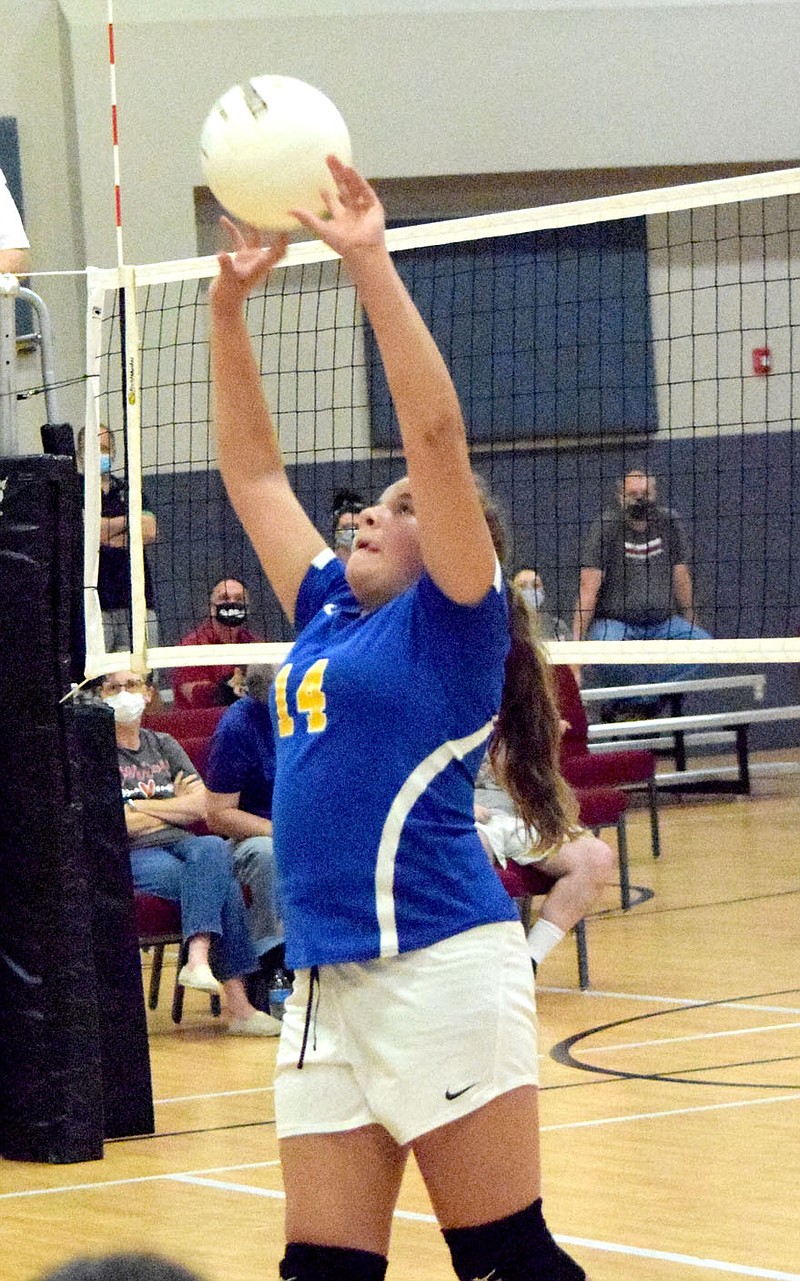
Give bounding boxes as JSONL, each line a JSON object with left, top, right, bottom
{"left": 210, "top": 220, "right": 289, "bottom": 312}
{"left": 291, "top": 156, "right": 385, "bottom": 259}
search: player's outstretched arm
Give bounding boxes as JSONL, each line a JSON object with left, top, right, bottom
{"left": 209, "top": 221, "right": 327, "bottom": 622}
{"left": 294, "top": 159, "right": 496, "bottom": 607}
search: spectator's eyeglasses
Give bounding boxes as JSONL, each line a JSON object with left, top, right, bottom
{"left": 102, "top": 679, "right": 147, "bottom": 695}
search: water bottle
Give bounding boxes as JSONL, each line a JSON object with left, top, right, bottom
{"left": 268, "top": 968, "right": 293, "bottom": 1021}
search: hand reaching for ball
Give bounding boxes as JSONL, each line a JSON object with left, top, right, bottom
{"left": 292, "top": 156, "right": 386, "bottom": 259}
{"left": 210, "top": 222, "right": 289, "bottom": 311}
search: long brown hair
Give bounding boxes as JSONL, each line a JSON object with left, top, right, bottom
{"left": 477, "top": 479, "right": 578, "bottom": 849}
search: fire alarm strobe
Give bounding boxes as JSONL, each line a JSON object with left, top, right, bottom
{"left": 752, "top": 347, "right": 772, "bottom": 375}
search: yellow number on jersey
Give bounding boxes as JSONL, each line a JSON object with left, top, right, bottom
{"left": 275, "top": 659, "right": 329, "bottom": 738}
{"left": 274, "top": 664, "right": 295, "bottom": 738}
{"left": 296, "top": 659, "right": 329, "bottom": 733}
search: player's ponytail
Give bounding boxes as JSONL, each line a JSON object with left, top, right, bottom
{"left": 476, "top": 479, "right": 579, "bottom": 849}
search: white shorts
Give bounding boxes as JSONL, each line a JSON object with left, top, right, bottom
{"left": 274, "top": 921, "right": 538, "bottom": 1146}
{"left": 476, "top": 811, "right": 547, "bottom": 868}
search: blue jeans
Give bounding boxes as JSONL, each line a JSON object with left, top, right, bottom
{"left": 586, "top": 615, "right": 713, "bottom": 690}
{"left": 231, "top": 835, "right": 284, "bottom": 958}
{"left": 130, "top": 835, "right": 259, "bottom": 981}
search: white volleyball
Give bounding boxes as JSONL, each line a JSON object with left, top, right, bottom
{"left": 200, "top": 76, "right": 352, "bottom": 230}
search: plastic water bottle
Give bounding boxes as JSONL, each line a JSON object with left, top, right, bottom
{"left": 268, "top": 968, "right": 293, "bottom": 1021}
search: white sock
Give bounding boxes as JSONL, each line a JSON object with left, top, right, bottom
{"left": 526, "top": 918, "right": 565, "bottom": 964}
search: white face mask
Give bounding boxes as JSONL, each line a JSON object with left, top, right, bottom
{"left": 105, "top": 690, "right": 147, "bottom": 725}
{"left": 520, "top": 587, "right": 545, "bottom": 611}
{"left": 334, "top": 527, "right": 357, "bottom": 552}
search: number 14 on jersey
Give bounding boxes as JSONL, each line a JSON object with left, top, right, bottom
{"left": 274, "top": 659, "right": 329, "bottom": 737}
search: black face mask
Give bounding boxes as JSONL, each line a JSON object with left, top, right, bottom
{"left": 215, "top": 602, "right": 247, "bottom": 627}
{"left": 625, "top": 498, "right": 654, "bottom": 521}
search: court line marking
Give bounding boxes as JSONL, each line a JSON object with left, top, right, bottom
{"left": 543, "top": 987, "right": 800, "bottom": 1015}
{"left": 5, "top": 1162, "right": 798, "bottom": 1278}
{"left": 151, "top": 993, "right": 800, "bottom": 1108}
{"left": 577, "top": 1020, "right": 800, "bottom": 1054}
{"left": 150, "top": 1000, "right": 800, "bottom": 1107}
{"left": 0, "top": 1159, "right": 280, "bottom": 1201}
{"left": 170, "top": 1175, "right": 800, "bottom": 1279}
{"left": 155, "top": 1086, "right": 275, "bottom": 1104}
{"left": 557, "top": 1235, "right": 800, "bottom": 1280}
{"left": 541, "top": 1090, "right": 800, "bottom": 1131}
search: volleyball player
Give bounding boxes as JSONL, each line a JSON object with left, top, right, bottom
{"left": 209, "top": 157, "right": 591, "bottom": 1280}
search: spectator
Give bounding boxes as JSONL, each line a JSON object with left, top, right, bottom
{"left": 100, "top": 667, "right": 280, "bottom": 1036}
{"left": 0, "top": 164, "right": 29, "bottom": 276}
{"left": 513, "top": 568, "right": 570, "bottom": 642}
{"left": 173, "top": 578, "right": 262, "bottom": 708}
{"left": 204, "top": 664, "right": 284, "bottom": 969}
{"left": 473, "top": 752, "right": 614, "bottom": 973}
{"left": 573, "top": 468, "right": 711, "bottom": 712}
{"left": 331, "top": 487, "right": 365, "bottom": 561}
{"left": 77, "top": 425, "right": 160, "bottom": 654}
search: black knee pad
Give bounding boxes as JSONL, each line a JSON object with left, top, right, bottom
{"left": 442, "top": 1199, "right": 586, "bottom": 1280}
{"left": 279, "top": 1242, "right": 388, "bottom": 1281}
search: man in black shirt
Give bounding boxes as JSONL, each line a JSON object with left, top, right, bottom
{"left": 573, "top": 469, "right": 711, "bottom": 706}
{"left": 79, "top": 425, "right": 160, "bottom": 652}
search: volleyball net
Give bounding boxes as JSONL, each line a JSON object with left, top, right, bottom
{"left": 81, "top": 165, "right": 800, "bottom": 684}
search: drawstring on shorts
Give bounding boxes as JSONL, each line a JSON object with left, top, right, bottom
{"left": 297, "top": 964, "right": 320, "bottom": 1069}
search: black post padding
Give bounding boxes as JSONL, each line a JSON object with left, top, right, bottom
{"left": 72, "top": 703, "right": 155, "bottom": 1140}
{"left": 0, "top": 712, "right": 106, "bottom": 1162}
{"left": 0, "top": 456, "right": 102, "bottom": 1160}
{"left": 0, "top": 455, "right": 83, "bottom": 709}
{"left": 41, "top": 424, "right": 77, "bottom": 460}
{"left": 0, "top": 456, "right": 152, "bottom": 1162}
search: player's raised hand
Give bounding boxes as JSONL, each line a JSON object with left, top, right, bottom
{"left": 210, "top": 218, "right": 289, "bottom": 312}
{"left": 291, "top": 156, "right": 385, "bottom": 259}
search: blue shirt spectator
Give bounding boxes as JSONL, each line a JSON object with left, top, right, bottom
{"left": 205, "top": 668, "right": 283, "bottom": 961}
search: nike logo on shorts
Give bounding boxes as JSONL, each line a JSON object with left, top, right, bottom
{"left": 445, "top": 1083, "right": 477, "bottom": 1101}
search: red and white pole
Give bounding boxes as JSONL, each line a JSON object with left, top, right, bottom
{"left": 107, "top": 0, "right": 125, "bottom": 268}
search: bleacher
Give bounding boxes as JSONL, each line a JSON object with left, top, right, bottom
{"left": 583, "top": 675, "right": 800, "bottom": 792}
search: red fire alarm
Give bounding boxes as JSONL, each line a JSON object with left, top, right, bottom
{"left": 752, "top": 346, "right": 772, "bottom": 375}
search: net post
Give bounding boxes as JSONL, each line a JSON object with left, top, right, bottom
{"left": 0, "top": 273, "right": 20, "bottom": 454}
{"left": 119, "top": 263, "right": 147, "bottom": 677}
{"left": 82, "top": 275, "right": 110, "bottom": 678}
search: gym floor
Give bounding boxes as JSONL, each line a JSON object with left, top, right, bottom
{"left": 3, "top": 750, "right": 799, "bottom": 1281}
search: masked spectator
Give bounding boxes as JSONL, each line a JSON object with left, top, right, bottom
{"left": 172, "top": 578, "right": 263, "bottom": 708}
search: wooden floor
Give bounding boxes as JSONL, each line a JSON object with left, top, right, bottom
{"left": 3, "top": 751, "right": 800, "bottom": 1281}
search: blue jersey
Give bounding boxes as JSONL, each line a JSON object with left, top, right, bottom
{"left": 205, "top": 695, "right": 276, "bottom": 820}
{"left": 269, "top": 550, "right": 518, "bottom": 968}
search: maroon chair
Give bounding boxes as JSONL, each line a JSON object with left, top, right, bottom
{"left": 497, "top": 862, "right": 591, "bottom": 989}
{"left": 135, "top": 893, "right": 221, "bottom": 1024}
{"left": 553, "top": 664, "right": 661, "bottom": 860}
{"left": 142, "top": 705, "right": 225, "bottom": 741}
{"left": 575, "top": 784, "right": 631, "bottom": 910}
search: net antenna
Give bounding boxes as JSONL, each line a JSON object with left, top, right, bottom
{"left": 83, "top": 0, "right": 146, "bottom": 680}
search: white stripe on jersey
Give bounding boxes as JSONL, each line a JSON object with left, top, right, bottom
{"left": 375, "top": 718, "right": 496, "bottom": 957}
